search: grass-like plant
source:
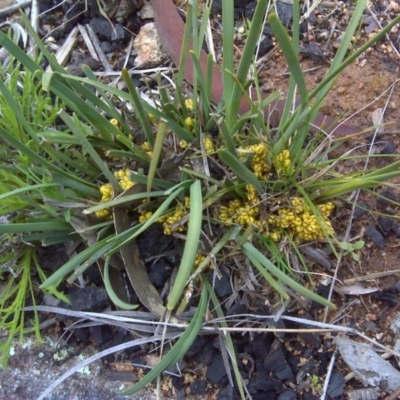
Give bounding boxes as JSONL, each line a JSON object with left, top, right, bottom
{"left": 0, "top": 0, "right": 400, "bottom": 397}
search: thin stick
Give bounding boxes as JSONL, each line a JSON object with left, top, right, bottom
{"left": 0, "top": 0, "right": 31, "bottom": 18}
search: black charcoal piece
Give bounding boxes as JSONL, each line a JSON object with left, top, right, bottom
{"left": 372, "top": 289, "right": 398, "bottom": 307}
{"left": 148, "top": 259, "right": 173, "bottom": 288}
{"left": 264, "top": 340, "right": 287, "bottom": 373}
{"left": 192, "top": 340, "right": 215, "bottom": 366}
{"left": 68, "top": 286, "right": 109, "bottom": 312}
{"left": 379, "top": 188, "right": 399, "bottom": 205}
{"left": 217, "top": 385, "right": 241, "bottom": 400}
{"left": 299, "top": 42, "right": 326, "bottom": 63}
{"left": 365, "top": 226, "right": 385, "bottom": 248}
{"left": 353, "top": 201, "right": 368, "bottom": 218}
{"left": 377, "top": 216, "right": 395, "bottom": 235}
{"left": 276, "top": 1, "right": 293, "bottom": 26}
{"left": 206, "top": 354, "right": 227, "bottom": 384}
{"left": 249, "top": 373, "right": 283, "bottom": 392}
{"left": 278, "top": 390, "right": 297, "bottom": 400}
{"left": 190, "top": 379, "right": 208, "bottom": 395}
{"left": 215, "top": 270, "right": 233, "bottom": 298}
{"left": 381, "top": 141, "right": 396, "bottom": 154}
{"left": 327, "top": 369, "right": 345, "bottom": 398}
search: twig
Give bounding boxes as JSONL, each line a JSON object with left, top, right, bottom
{"left": 0, "top": 0, "right": 31, "bottom": 18}
{"left": 367, "top": 4, "right": 400, "bottom": 59}
{"left": 28, "top": 0, "right": 39, "bottom": 56}
{"left": 320, "top": 350, "right": 337, "bottom": 400}
{"left": 85, "top": 23, "right": 113, "bottom": 72}
{"left": 45, "top": 26, "right": 79, "bottom": 71}
{"left": 344, "top": 269, "right": 400, "bottom": 285}
{"left": 77, "top": 24, "right": 99, "bottom": 61}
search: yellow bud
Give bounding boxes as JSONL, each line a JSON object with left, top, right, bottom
{"left": 110, "top": 118, "right": 119, "bottom": 127}
{"left": 179, "top": 140, "right": 189, "bottom": 149}
{"left": 185, "top": 117, "right": 193, "bottom": 129}
{"left": 184, "top": 98, "right": 194, "bottom": 112}
{"left": 141, "top": 141, "right": 152, "bottom": 152}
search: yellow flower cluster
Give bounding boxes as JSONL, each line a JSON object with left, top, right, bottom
{"left": 95, "top": 169, "right": 134, "bottom": 219}
{"left": 179, "top": 140, "right": 189, "bottom": 149}
{"left": 219, "top": 185, "right": 261, "bottom": 226}
{"left": 158, "top": 197, "right": 190, "bottom": 235}
{"left": 185, "top": 98, "right": 194, "bottom": 112}
{"left": 110, "top": 118, "right": 119, "bottom": 128}
{"left": 95, "top": 183, "right": 113, "bottom": 219}
{"left": 138, "top": 210, "right": 153, "bottom": 223}
{"left": 219, "top": 188, "right": 335, "bottom": 242}
{"left": 203, "top": 137, "right": 214, "bottom": 153}
{"left": 185, "top": 117, "right": 194, "bottom": 130}
{"left": 195, "top": 253, "right": 206, "bottom": 267}
{"left": 238, "top": 142, "right": 270, "bottom": 179}
{"left": 267, "top": 198, "right": 334, "bottom": 241}
{"left": 275, "top": 150, "right": 293, "bottom": 175}
{"left": 183, "top": 99, "right": 195, "bottom": 131}
{"left": 114, "top": 168, "right": 135, "bottom": 191}
{"left": 141, "top": 141, "right": 152, "bottom": 157}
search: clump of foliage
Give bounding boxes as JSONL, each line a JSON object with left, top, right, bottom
{"left": 0, "top": 0, "right": 399, "bottom": 398}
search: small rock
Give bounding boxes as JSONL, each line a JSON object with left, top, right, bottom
{"left": 372, "top": 289, "right": 398, "bottom": 307}
{"left": 377, "top": 216, "right": 395, "bottom": 235}
{"left": 245, "top": 333, "right": 274, "bottom": 361}
{"left": 278, "top": 390, "right": 297, "bottom": 400}
{"left": 381, "top": 140, "right": 396, "bottom": 155}
{"left": 215, "top": 270, "right": 233, "bottom": 298}
{"left": 276, "top": 0, "right": 293, "bottom": 26}
{"left": 90, "top": 17, "right": 114, "bottom": 41}
{"left": 327, "top": 369, "right": 345, "bottom": 398}
{"left": 187, "top": 336, "right": 207, "bottom": 357}
{"left": 311, "top": 284, "right": 330, "bottom": 309}
{"left": 138, "top": 1, "right": 154, "bottom": 19}
{"left": 191, "top": 340, "right": 215, "bottom": 366}
{"left": 249, "top": 373, "right": 283, "bottom": 393}
{"left": 217, "top": 385, "right": 241, "bottom": 400}
{"left": 365, "top": 226, "right": 385, "bottom": 248}
{"left": 379, "top": 188, "right": 398, "bottom": 205}
{"left": 395, "top": 280, "right": 400, "bottom": 293}
{"left": 100, "top": 41, "right": 113, "bottom": 53}
{"left": 111, "top": 23, "right": 130, "bottom": 43}
{"left": 134, "top": 22, "right": 168, "bottom": 68}
{"left": 148, "top": 259, "right": 173, "bottom": 288}
{"left": 206, "top": 354, "right": 227, "bottom": 384}
{"left": 190, "top": 379, "right": 208, "bottom": 395}
{"left": 336, "top": 337, "right": 400, "bottom": 391}
{"left": 353, "top": 201, "right": 367, "bottom": 218}
{"left": 67, "top": 286, "right": 109, "bottom": 312}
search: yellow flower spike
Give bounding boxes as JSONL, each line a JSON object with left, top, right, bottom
{"left": 270, "top": 231, "right": 281, "bottom": 241}
{"left": 120, "top": 178, "right": 134, "bottom": 191}
{"left": 203, "top": 137, "right": 214, "bottom": 153}
{"left": 95, "top": 209, "right": 111, "bottom": 219}
{"left": 185, "top": 117, "right": 194, "bottom": 130}
{"left": 283, "top": 159, "right": 292, "bottom": 169}
{"left": 229, "top": 199, "right": 242, "bottom": 209}
{"left": 141, "top": 141, "right": 152, "bottom": 152}
{"left": 179, "top": 140, "right": 189, "bottom": 149}
{"left": 184, "top": 98, "right": 194, "bottom": 112}
{"left": 110, "top": 118, "right": 119, "bottom": 127}
{"left": 147, "top": 112, "right": 158, "bottom": 124}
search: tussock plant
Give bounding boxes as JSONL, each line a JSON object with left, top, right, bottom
{"left": 0, "top": 0, "right": 400, "bottom": 397}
